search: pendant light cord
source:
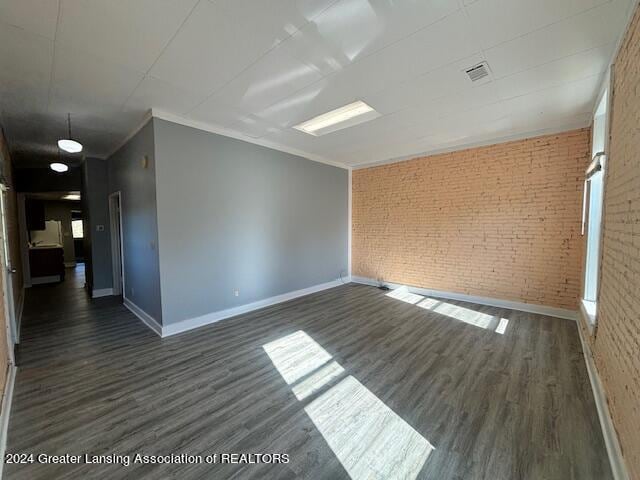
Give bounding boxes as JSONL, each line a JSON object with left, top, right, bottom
{"left": 68, "top": 113, "right": 72, "bottom": 139}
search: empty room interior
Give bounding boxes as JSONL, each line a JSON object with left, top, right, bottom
{"left": 0, "top": 0, "right": 639, "bottom": 478}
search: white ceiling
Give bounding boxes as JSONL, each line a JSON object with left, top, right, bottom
{"left": 0, "top": 0, "right": 633, "bottom": 168}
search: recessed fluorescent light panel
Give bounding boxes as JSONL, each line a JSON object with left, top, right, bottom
{"left": 293, "top": 101, "right": 380, "bottom": 136}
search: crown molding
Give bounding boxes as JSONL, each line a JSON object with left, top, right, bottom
{"left": 150, "top": 109, "right": 350, "bottom": 170}
{"left": 104, "top": 110, "right": 153, "bottom": 160}
{"left": 351, "top": 119, "right": 591, "bottom": 170}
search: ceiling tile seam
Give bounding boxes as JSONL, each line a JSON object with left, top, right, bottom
{"left": 333, "top": 68, "right": 602, "bottom": 156}
{"left": 391, "top": 110, "right": 595, "bottom": 149}
{"left": 437, "top": 70, "right": 604, "bottom": 118}
{"left": 136, "top": 0, "right": 204, "bottom": 78}
{"left": 270, "top": 65, "right": 593, "bottom": 159}
{"left": 111, "top": 0, "right": 612, "bottom": 135}
{"left": 457, "top": 0, "right": 490, "bottom": 65}
{"left": 583, "top": 0, "right": 635, "bottom": 119}
{"left": 481, "top": 0, "right": 615, "bottom": 52}
{"left": 348, "top": 119, "right": 592, "bottom": 168}
{"left": 0, "top": 19, "right": 55, "bottom": 43}
{"left": 184, "top": 0, "right": 344, "bottom": 116}
{"left": 118, "top": 0, "right": 205, "bottom": 114}
{"left": 361, "top": 66, "right": 606, "bottom": 138}
{"left": 187, "top": 2, "right": 464, "bottom": 118}
{"left": 497, "top": 71, "right": 606, "bottom": 102}
{"left": 490, "top": 41, "right": 616, "bottom": 81}
{"left": 250, "top": 9, "right": 467, "bottom": 123}
{"left": 602, "top": 0, "right": 637, "bottom": 78}
{"left": 45, "top": 0, "right": 62, "bottom": 116}
{"left": 358, "top": 50, "right": 486, "bottom": 116}
{"left": 361, "top": 39, "right": 614, "bottom": 125}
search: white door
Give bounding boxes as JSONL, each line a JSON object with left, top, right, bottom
{"left": 0, "top": 186, "right": 16, "bottom": 358}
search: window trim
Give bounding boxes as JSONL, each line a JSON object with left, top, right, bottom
{"left": 71, "top": 218, "right": 84, "bottom": 239}
{"left": 580, "top": 69, "right": 612, "bottom": 334}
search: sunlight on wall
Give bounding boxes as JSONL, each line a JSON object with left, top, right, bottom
{"left": 263, "top": 331, "right": 434, "bottom": 479}
{"left": 386, "top": 287, "right": 509, "bottom": 334}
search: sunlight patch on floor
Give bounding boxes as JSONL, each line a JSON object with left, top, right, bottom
{"left": 386, "top": 287, "right": 510, "bottom": 334}
{"left": 263, "top": 330, "right": 332, "bottom": 385}
{"left": 263, "top": 330, "right": 434, "bottom": 479}
{"left": 305, "top": 375, "right": 434, "bottom": 479}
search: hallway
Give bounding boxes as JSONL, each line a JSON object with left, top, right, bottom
{"left": 5, "top": 267, "right": 612, "bottom": 479}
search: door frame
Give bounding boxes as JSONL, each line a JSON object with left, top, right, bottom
{"left": 0, "top": 185, "right": 16, "bottom": 359}
{"left": 16, "top": 193, "right": 30, "bottom": 288}
{"left": 108, "top": 192, "right": 124, "bottom": 296}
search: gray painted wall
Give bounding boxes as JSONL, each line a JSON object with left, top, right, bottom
{"left": 108, "top": 121, "right": 162, "bottom": 323}
{"left": 153, "top": 119, "right": 348, "bottom": 325}
{"left": 83, "top": 158, "right": 113, "bottom": 291}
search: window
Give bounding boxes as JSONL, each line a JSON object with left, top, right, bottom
{"left": 581, "top": 85, "right": 609, "bottom": 326}
{"left": 72, "top": 219, "right": 84, "bottom": 239}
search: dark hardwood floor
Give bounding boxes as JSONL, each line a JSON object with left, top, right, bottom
{"left": 5, "top": 266, "right": 612, "bottom": 479}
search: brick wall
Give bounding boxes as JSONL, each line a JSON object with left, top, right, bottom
{"left": 352, "top": 129, "right": 590, "bottom": 310}
{"left": 584, "top": 3, "right": 640, "bottom": 478}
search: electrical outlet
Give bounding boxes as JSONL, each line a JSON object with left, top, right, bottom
{"left": 233, "top": 289, "right": 239, "bottom": 297}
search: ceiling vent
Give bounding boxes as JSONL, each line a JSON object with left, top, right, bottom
{"left": 464, "top": 62, "right": 491, "bottom": 82}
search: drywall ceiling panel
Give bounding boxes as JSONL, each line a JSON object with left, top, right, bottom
{"left": 125, "top": 76, "right": 206, "bottom": 117}
{"left": 48, "top": 43, "right": 144, "bottom": 116}
{"left": 0, "top": 23, "right": 53, "bottom": 113}
{"left": 485, "top": 1, "right": 628, "bottom": 78}
{"left": 0, "top": 0, "right": 59, "bottom": 40}
{"left": 465, "top": 0, "right": 611, "bottom": 49}
{"left": 493, "top": 43, "right": 614, "bottom": 100}
{"left": 192, "top": 44, "right": 324, "bottom": 114}
{"left": 56, "top": 0, "right": 200, "bottom": 72}
{"left": 0, "top": 0, "right": 632, "bottom": 166}
{"left": 149, "top": 0, "right": 334, "bottom": 96}
{"left": 256, "top": 11, "right": 479, "bottom": 128}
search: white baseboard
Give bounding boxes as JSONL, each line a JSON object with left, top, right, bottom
{"left": 123, "top": 297, "right": 162, "bottom": 337}
{"left": 163, "top": 279, "right": 346, "bottom": 337}
{"left": 30, "top": 275, "right": 60, "bottom": 285}
{"left": 351, "top": 276, "right": 579, "bottom": 321}
{"left": 92, "top": 288, "right": 114, "bottom": 298}
{"left": 577, "top": 322, "right": 630, "bottom": 480}
{"left": 0, "top": 365, "right": 17, "bottom": 479}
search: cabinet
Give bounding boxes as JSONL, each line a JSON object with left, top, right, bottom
{"left": 26, "top": 199, "right": 45, "bottom": 231}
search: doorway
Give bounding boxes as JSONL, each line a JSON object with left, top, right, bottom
{"left": 20, "top": 192, "right": 84, "bottom": 287}
{"left": 108, "top": 192, "right": 123, "bottom": 296}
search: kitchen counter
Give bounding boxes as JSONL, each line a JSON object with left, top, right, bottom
{"left": 29, "top": 245, "right": 65, "bottom": 283}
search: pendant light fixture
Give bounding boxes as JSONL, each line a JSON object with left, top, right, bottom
{"left": 50, "top": 146, "right": 69, "bottom": 173}
{"left": 50, "top": 162, "right": 69, "bottom": 173}
{"left": 58, "top": 113, "right": 83, "bottom": 153}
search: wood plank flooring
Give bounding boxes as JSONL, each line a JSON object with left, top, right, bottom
{"left": 5, "top": 266, "right": 612, "bottom": 479}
